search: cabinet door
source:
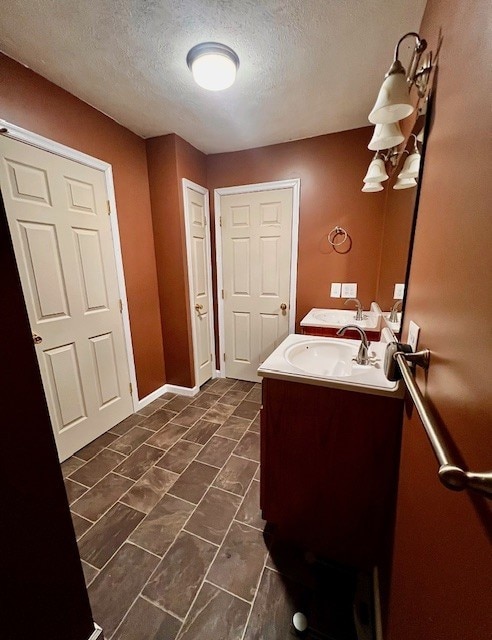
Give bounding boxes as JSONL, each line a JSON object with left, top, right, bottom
{"left": 260, "top": 378, "right": 403, "bottom": 569}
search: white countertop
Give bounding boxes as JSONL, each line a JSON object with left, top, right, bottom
{"left": 258, "top": 333, "right": 402, "bottom": 398}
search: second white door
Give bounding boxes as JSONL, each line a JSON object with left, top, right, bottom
{"left": 183, "top": 180, "right": 214, "bottom": 387}
{"left": 219, "top": 187, "right": 294, "bottom": 381}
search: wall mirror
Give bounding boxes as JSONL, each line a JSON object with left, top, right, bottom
{"left": 375, "top": 105, "right": 431, "bottom": 334}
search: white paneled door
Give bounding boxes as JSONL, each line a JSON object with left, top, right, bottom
{"left": 220, "top": 187, "right": 294, "bottom": 381}
{"left": 0, "top": 136, "right": 133, "bottom": 461}
{"left": 183, "top": 181, "right": 214, "bottom": 387}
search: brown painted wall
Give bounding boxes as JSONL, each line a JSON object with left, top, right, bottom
{"left": 207, "top": 129, "right": 386, "bottom": 328}
{"left": 0, "top": 193, "right": 94, "bottom": 640}
{"left": 146, "top": 134, "right": 207, "bottom": 387}
{"left": 386, "top": 1, "right": 492, "bottom": 638}
{"left": 0, "top": 53, "right": 165, "bottom": 398}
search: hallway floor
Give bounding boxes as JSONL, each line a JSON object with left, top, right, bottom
{"left": 62, "top": 378, "right": 359, "bottom": 640}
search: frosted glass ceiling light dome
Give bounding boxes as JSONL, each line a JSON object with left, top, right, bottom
{"left": 368, "top": 122, "right": 405, "bottom": 151}
{"left": 187, "top": 42, "right": 239, "bottom": 91}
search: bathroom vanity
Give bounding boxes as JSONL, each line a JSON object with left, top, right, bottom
{"left": 258, "top": 333, "right": 403, "bottom": 569}
{"left": 300, "top": 306, "right": 382, "bottom": 341}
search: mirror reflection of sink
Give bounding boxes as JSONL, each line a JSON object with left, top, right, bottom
{"left": 382, "top": 311, "right": 401, "bottom": 333}
{"left": 302, "top": 308, "right": 380, "bottom": 329}
{"left": 285, "top": 340, "right": 358, "bottom": 377}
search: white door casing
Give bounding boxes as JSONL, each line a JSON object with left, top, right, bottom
{"left": 0, "top": 132, "right": 134, "bottom": 461}
{"left": 215, "top": 180, "right": 300, "bottom": 382}
{"left": 182, "top": 179, "right": 215, "bottom": 387}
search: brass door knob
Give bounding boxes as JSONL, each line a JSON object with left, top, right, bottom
{"left": 32, "top": 333, "right": 43, "bottom": 344}
{"left": 195, "top": 303, "right": 204, "bottom": 311}
{"left": 280, "top": 303, "right": 287, "bottom": 311}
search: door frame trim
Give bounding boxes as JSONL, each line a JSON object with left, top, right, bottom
{"left": 0, "top": 119, "right": 140, "bottom": 410}
{"left": 214, "top": 178, "right": 300, "bottom": 377}
{"left": 182, "top": 178, "right": 217, "bottom": 387}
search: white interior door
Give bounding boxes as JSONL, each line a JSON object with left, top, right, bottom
{"left": 183, "top": 180, "right": 214, "bottom": 387}
{"left": 0, "top": 136, "right": 133, "bottom": 461}
{"left": 220, "top": 187, "right": 294, "bottom": 381}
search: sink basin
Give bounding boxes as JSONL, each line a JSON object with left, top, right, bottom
{"left": 285, "top": 340, "right": 357, "bottom": 377}
{"left": 257, "top": 334, "right": 402, "bottom": 397}
{"left": 301, "top": 308, "right": 380, "bottom": 329}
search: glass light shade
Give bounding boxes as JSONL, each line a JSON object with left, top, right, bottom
{"left": 362, "top": 182, "right": 384, "bottom": 192}
{"left": 398, "top": 152, "right": 421, "bottom": 179}
{"left": 187, "top": 43, "right": 239, "bottom": 91}
{"left": 368, "top": 122, "right": 404, "bottom": 151}
{"left": 369, "top": 64, "right": 414, "bottom": 124}
{"left": 363, "top": 158, "right": 389, "bottom": 183}
{"left": 393, "top": 177, "right": 417, "bottom": 190}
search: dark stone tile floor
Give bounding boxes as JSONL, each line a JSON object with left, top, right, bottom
{"left": 63, "top": 378, "right": 360, "bottom": 640}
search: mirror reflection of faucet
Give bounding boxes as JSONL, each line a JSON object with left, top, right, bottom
{"left": 389, "top": 299, "right": 403, "bottom": 322}
{"left": 344, "top": 297, "right": 367, "bottom": 321}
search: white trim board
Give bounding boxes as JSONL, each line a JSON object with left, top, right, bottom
{"left": 214, "top": 178, "right": 300, "bottom": 376}
{"left": 181, "top": 178, "right": 217, "bottom": 388}
{"left": 136, "top": 382, "right": 199, "bottom": 411}
{"left": 0, "top": 119, "right": 140, "bottom": 410}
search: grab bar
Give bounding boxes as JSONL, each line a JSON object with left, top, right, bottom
{"left": 394, "top": 349, "right": 492, "bottom": 498}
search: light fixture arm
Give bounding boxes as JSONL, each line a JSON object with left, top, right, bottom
{"left": 386, "top": 32, "right": 428, "bottom": 87}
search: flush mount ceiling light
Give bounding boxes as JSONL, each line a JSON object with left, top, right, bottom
{"left": 187, "top": 42, "right": 239, "bottom": 91}
{"left": 369, "top": 32, "right": 430, "bottom": 124}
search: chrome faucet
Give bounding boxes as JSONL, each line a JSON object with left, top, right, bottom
{"left": 336, "top": 325, "right": 371, "bottom": 365}
{"left": 389, "top": 300, "right": 403, "bottom": 322}
{"left": 344, "top": 298, "right": 364, "bottom": 321}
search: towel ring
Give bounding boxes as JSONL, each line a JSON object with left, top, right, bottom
{"left": 327, "top": 226, "right": 348, "bottom": 247}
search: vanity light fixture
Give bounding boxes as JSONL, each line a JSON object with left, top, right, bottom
{"left": 368, "top": 122, "right": 405, "bottom": 151}
{"left": 393, "top": 177, "right": 417, "bottom": 190}
{"left": 361, "top": 182, "right": 384, "bottom": 193}
{"left": 187, "top": 42, "right": 239, "bottom": 91}
{"left": 369, "top": 32, "right": 430, "bottom": 124}
{"left": 363, "top": 153, "right": 389, "bottom": 183}
{"left": 398, "top": 135, "right": 421, "bottom": 180}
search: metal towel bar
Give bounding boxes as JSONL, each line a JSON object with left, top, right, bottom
{"left": 394, "top": 350, "right": 492, "bottom": 498}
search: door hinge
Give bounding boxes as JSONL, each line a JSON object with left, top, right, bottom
{"left": 119, "top": 299, "right": 123, "bottom": 313}
{"left": 106, "top": 200, "right": 111, "bottom": 215}
{"left": 219, "top": 216, "right": 222, "bottom": 227}
{"left": 129, "top": 382, "right": 133, "bottom": 395}
{"left": 221, "top": 289, "right": 224, "bottom": 299}
{"left": 223, "top": 353, "right": 226, "bottom": 362}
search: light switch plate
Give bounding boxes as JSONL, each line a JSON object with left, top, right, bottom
{"left": 330, "top": 282, "right": 341, "bottom": 297}
{"left": 341, "top": 283, "right": 357, "bottom": 298}
{"left": 393, "top": 283, "right": 405, "bottom": 299}
{"left": 408, "top": 320, "right": 420, "bottom": 352}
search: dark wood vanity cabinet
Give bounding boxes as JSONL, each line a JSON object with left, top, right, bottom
{"left": 260, "top": 377, "right": 403, "bottom": 569}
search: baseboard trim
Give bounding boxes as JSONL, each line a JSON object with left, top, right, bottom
{"left": 136, "top": 382, "right": 199, "bottom": 410}
{"left": 88, "top": 623, "right": 103, "bottom": 640}
{"left": 214, "top": 369, "right": 224, "bottom": 378}
{"left": 135, "top": 384, "right": 168, "bottom": 411}
{"left": 165, "top": 383, "right": 199, "bottom": 397}
{"left": 373, "top": 566, "right": 383, "bottom": 640}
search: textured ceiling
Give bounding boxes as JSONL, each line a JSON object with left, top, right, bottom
{"left": 0, "top": 0, "right": 427, "bottom": 153}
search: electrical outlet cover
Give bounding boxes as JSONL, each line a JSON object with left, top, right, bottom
{"left": 330, "top": 282, "right": 341, "bottom": 297}
{"left": 341, "top": 283, "right": 357, "bottom": 298}
{"left": 408, "top": 320, "right": 420, "bottom": 352}
{"left": 393, "top": 283, "right": 405, "bottom": 299}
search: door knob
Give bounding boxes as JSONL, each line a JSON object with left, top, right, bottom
{"left": 32, "top": 333, "right": 43, "bottom": 344}
{"left": 280, "top": 303, "right": 287, "bottom": 311}
{"left": 195, "top": 303, "right": 203, "bottom": 311}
